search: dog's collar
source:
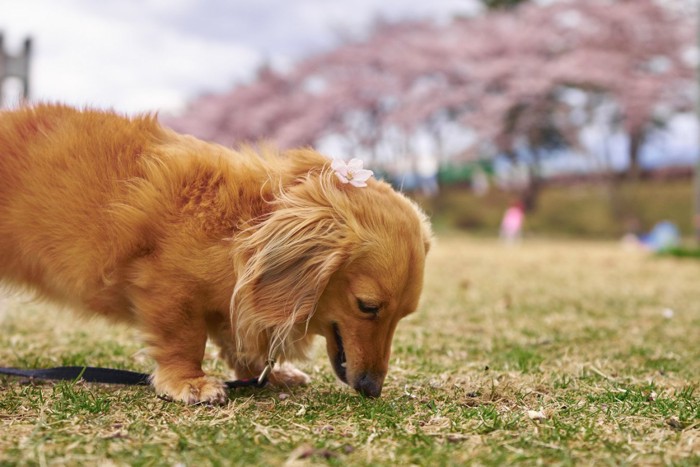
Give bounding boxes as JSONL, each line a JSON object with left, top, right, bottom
{"left": 257, "top": 358, "right": 276, "bottom": 385}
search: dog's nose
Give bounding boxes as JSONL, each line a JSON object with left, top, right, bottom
{"left": 354, "top": 373, "right": 382, "bottom": 398}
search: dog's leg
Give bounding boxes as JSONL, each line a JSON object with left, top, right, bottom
{"left": 266, "top": 362, "right": 312, "bottom": 387}
{"left": 225, "top": 354, "right": 312, "bottom": 387}
{"left": 137, "top": 296, "right": 227, "bottom": 405}
{"left": 234, "top": 359, "right": 312, "bottom": 388}
{"left": 147, "top": 325, "right": 228, "bottom": 405}
{"left": 208, "top": 323, "right": 311, "bottom": 388}
{"left": 207, "top": 320, "right": 240, "bottom": 371}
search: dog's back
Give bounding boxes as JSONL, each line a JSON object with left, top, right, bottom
{"left": 0, "top": 105, "right": 164, "bottom": 308}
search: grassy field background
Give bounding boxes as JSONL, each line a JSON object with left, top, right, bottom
{"left": 429, "top": 179, "right": 694, "bottom": 238}
{"left": 1, "top": 234, "right": 699, "bottom": 465}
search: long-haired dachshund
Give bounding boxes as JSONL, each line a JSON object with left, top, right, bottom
{"left": 0, "top": 104, "right": 431, "bottom": 404}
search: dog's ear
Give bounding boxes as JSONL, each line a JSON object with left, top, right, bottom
{"left": 232, "top": 172, "right": 355, "bottom": 357}
{"left": 413, "top": 200, "right": 433, "bottom": 254}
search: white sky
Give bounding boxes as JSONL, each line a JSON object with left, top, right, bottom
{"left": 1, "top": 0, "right": 480, "bottom": 115}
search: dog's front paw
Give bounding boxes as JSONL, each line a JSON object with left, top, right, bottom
{"left": 153, "top": 374, "right": 228, "bottom": 405}
{"left": 267, "top": 362, "right": 311, "bottom": 387}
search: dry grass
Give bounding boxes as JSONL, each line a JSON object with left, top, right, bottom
{"left": 1, "top": 234, "right": 699, "bottom": 465}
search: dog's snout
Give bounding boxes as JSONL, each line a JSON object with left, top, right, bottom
{"left": 354, "top": 373, "right": 383, "bottom": 398}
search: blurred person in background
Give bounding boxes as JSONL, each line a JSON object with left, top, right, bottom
{"left": 500, "top": 200, "right": 525, "bottom": 243}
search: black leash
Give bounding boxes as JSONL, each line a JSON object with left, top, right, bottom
{"left": 0, "top": 364, "right": 271, "bottom": 389}
{"left": 0, "top": 366, "right": 151, "bottom": 386}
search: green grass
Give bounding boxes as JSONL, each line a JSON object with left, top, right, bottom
{"left": 427, "top": 179, "right": 694, "bottom": 238}
{"left": 1, "top": 235, "right": 699, "bottom": 465}
{"left": 662, "top": 247, "right": 700, "bottom": 259}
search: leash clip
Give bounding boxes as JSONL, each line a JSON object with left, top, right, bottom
{"left": 257, "top": 358, "right": 275, "bottom": 386}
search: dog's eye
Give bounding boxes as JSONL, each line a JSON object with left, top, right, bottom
{"left": 357, "top": 299, "right": 380, "bottom": 314}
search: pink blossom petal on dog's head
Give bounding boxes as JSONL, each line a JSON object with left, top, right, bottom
{"left": 331, "top": 158, "right": 373, "bottom": 187}
{"left": 349, "top": 169, "right": 373, "bottom": 187}
{"left": 347, "top": 158, "right": 364, "bottom": 171}
{"left": 335, "top": 171, "right": 350, "bottom": 184}
{"left": 331, "top": 158, "right": 347, "bottom": 174}
{"left": 332, "top": 158, "right": 349, "bottom": 184}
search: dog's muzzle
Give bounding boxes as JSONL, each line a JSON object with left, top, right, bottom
{"left": 330, "top": 323, "right": 383, "bottom": 398}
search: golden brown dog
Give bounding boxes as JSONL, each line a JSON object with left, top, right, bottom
{"left": 0, "top": 104, "right": 431, "bottom": 404}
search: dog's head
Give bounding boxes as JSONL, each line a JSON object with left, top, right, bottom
{"left": 232, "top": 150, "right": 431, "bottom": 397}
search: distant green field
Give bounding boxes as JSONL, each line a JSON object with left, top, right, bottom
{"left": 426, "top": 179, "right": 694, "bottom": 239}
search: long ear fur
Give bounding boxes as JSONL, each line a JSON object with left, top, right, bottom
{"left": 231, "top": 169, "right": 357, "bottom": 361}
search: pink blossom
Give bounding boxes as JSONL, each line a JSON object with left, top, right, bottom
{"left": 331, "top": 158, "right": 374, "bottom": 187}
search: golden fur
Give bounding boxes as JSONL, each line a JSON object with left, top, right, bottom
{"left": 0, "top": 104, "right": 431, "bottom": 403}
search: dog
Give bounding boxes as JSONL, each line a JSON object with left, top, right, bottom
{"left": 0, "top": 104, "right": 431, "bottom": 404}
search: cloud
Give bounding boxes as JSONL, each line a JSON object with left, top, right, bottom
{"left": 1, "top": 0, "right": 263, "bottom": 113}
{"left": 1, "top": 0, "right": 477, "bottom": 114}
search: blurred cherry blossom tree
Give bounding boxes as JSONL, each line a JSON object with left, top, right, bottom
{"left": 166, "top": 0, "right": 695, "bottom": 204}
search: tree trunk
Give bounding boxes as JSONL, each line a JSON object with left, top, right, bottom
{"left": 522, "top": 150, "right": 543, "bottom": 213}
{"left": 522, "top": 176, "right": 541, "bottom": 213}
{"left": 628, "top": 130, "right": 644, "bottom": 180}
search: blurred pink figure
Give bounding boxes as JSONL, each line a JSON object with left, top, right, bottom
{"left": 500, "top": 201, "right": 524, "bottom": 243}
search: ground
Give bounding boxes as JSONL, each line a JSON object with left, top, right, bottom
{"left": 1, "top": 235, "right": 698, "bottom": 465}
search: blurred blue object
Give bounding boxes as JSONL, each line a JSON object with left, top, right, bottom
{"left": 640, "top": 221, "right": 680, "bottom": 252}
